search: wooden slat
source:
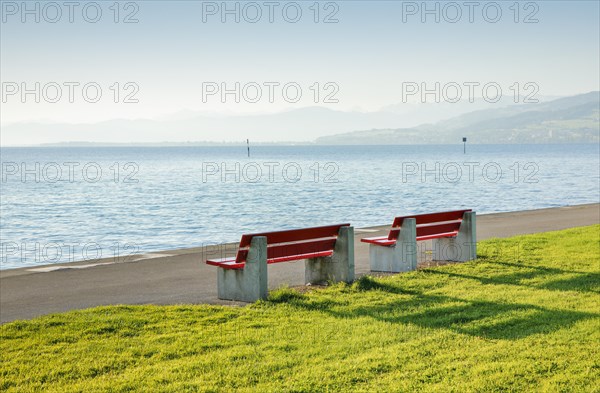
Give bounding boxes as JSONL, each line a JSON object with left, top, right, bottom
{"left": 390, "top": 223, "right": 461, "bottom": 241}
{"left": 238, "top": 224, "right": 350, "bottom": 248}
{"left": 207, "top": 250, "right": 335, "bottom": 270}
{"left": 206, "top": 257, "right": 236, "bottom": 264}
{"left": 268, "top": 238, "right": 337, "bottom": 260}
{"left": 236, "top": 238, "right": 337, "bottom": 263}
{"left": 416, "top": 222, "right": 462, "bottom": 238}
{"left": 416, "top": 232, "right": 458, "bottom": 241}
{"left": 268, "top": 250, "right": 333, "bottom": 264}
{"left": 206, "top": 258, "right": 244, "bottom": 269}
{"left": 391, "top": 209, "right": 471, "bottom": 228}
{"left": 360, "top": 236, "right": 396, "bottom": 246}
{"left": 388, "top": 210, "right": 470, "bottom": 240}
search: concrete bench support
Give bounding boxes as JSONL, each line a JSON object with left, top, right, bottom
{"left": 217, "top": 236, "right": 268, "bottom": 302}
{"left": 433, "top": 211, "right": 477, "bottom": 261}
{"left": 369, "top": 218, "right": 417, "bottom": 273}
{"left": 305, "top": 226, "right": 355, "bottom": 284}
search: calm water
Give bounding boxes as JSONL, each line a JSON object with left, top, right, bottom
{"left": 1, "top": 144, "right": 598, "bottom": 269}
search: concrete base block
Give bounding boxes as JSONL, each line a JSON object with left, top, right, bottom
{"left": 305, "top": 226, "right": 355, "bottom": 284}
{"left": 369, "top": 218, "right": 417, "bottom": 273}
{"left": 368, "top": 244, "right": 415, "bottom": 272}
{"left": 433, "top": 211, "right": 477, "bottom": 262}
{"left": 433, "top": 237, "right": 468, "bottom": 261}
{"left": 216, "top": 236, "right": 268, "bottom": 302}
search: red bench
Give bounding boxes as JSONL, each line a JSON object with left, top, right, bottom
{"left": 361, "top": 210, "right": 476, "bottom": 272}
{"left": 361, "top": 210, "right": 472, "bottom": 246}
{"left": 206, "top": 224, "right": 355, "bottom": 301}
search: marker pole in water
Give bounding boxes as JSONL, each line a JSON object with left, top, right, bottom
{"left": 462, "top": 137, "right": 467, "bottom": 154}
{"left": 247, "top": 139, "right": 250, "bottom": 157}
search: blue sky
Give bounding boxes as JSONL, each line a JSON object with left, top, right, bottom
{"left": 1, "top": 0, "right": 599, "bottom": 125}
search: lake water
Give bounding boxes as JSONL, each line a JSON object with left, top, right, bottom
{"left": 1, "top": 144, "right": 598, "bottom": 269}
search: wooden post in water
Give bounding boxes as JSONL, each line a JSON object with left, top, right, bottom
{"left": 247, "top": 139, "right": 250, "bottom": 157}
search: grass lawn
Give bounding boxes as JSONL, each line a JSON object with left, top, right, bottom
{"left": 1, "top": 226, "right": 599, "bottom": 392}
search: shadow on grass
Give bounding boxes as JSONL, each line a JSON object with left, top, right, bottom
{"left": 427, "top": 260, "right": 600, "bottom": 294}
{"left": 351, "top": 275, "right": 419, "bottom": 295}
{"left": 387, "top": 297, "right": 595, "bottom": 340}
{"left": 540, "top": 272, "right": 600, "bottom": 293}
{"left": 272, "top": 276, "right": 599, "bottom": 340}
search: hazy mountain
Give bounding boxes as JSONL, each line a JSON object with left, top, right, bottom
{"left": 315, "top": 92, "right": 599, "bottom": 145}
{"left": 1, "top": 107, "right": 406, "bottom": 146}
{"left": 2, "top": 93, "right": 597, "bottom": 146}
{"left": 1, "top": 99, "right": 539, "bottom": 146}
{"left": 379, "top": 94, "right": 558, "bottom": 124}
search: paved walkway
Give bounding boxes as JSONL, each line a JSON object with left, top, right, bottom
{"left": 1, "top": 204, "right": 598, "bottom": 323}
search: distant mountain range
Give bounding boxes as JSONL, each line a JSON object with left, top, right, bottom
{"left": 2, "top": 92, "right": 598, "bottom": 146}
{"left": 316, "top": 92, "right": 599, "bottom": 145}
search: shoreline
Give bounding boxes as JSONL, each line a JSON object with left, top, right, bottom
{"left": 1, "top": 203, "right": 598, "bottom": 323}
{"left": 4, "top": 142, "right": 599, "bottom": 148}
{"left": 2, "top": 203, "right": 598, "bottom": 278}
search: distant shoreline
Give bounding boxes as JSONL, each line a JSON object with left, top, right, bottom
{"left": 2, "top": 142, "right": 600, "bottom": 148}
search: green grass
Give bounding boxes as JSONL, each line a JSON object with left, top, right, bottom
{"left": 2, "top": 226, "right": 599, "bottom": 392}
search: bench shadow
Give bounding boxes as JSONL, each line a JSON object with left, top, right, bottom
{"left": 389, "top": 297, "right": 595, "bottom": 340}
{"left": 427, "top": 261, "right": 600, "bottom": 294}
{"left": 491, "top": 261, "right": 591, "bottom": 276}
{"left": 539, "top": 272, "right": 600, "bottom": 293}
{"left": 276, "top": 277, "right": 598, "bottom": 340}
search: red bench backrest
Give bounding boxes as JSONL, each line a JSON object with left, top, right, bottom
{"left": 236, "top": 223, "right": 350, "bottom": 263}
{"left": 388, "top": 210, "right": 471, "bottom": 240}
